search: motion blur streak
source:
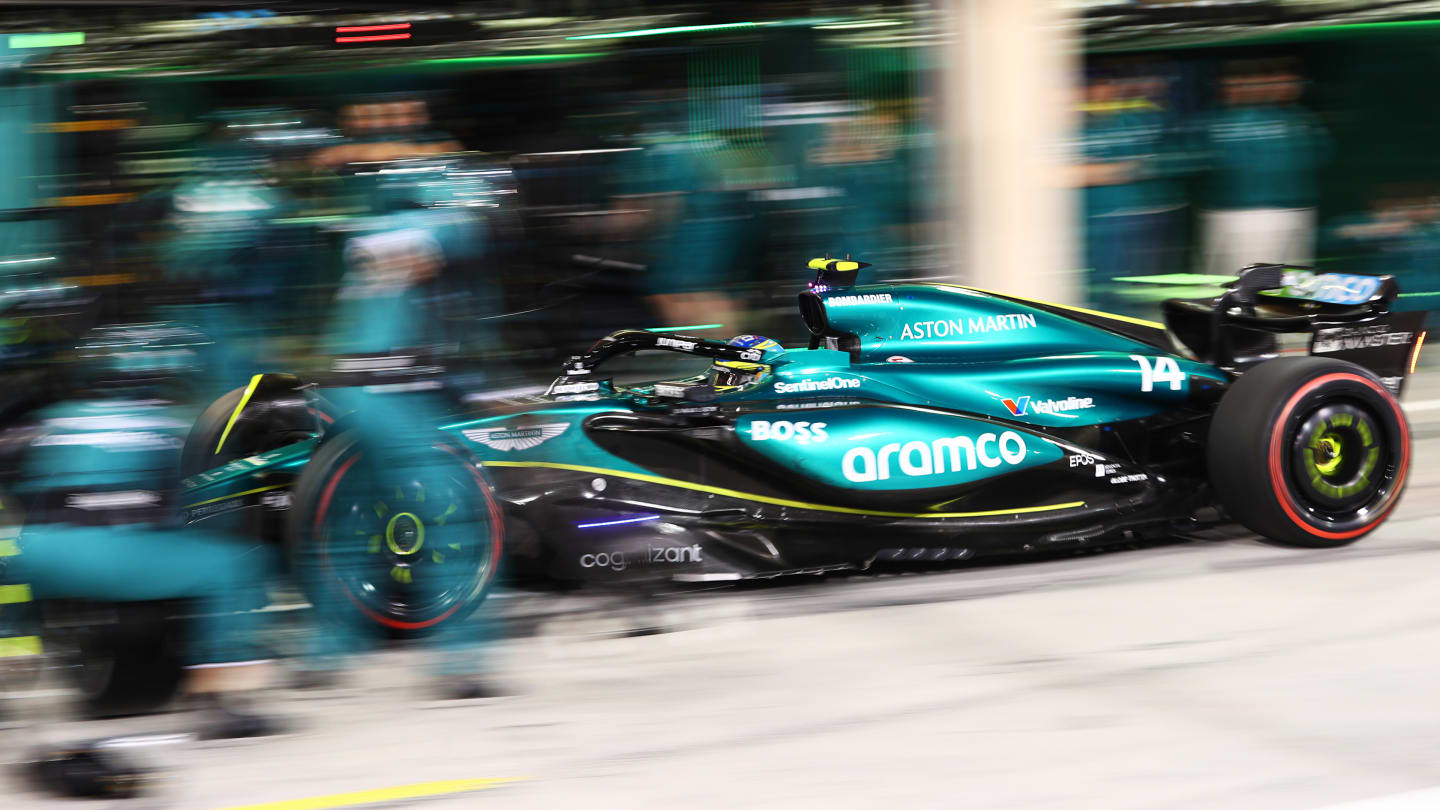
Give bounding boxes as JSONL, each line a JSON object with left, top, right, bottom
{"left": 221, "top": 777, "right": 526, "bottom": 810}
{"left": 2, "top": 1, "right": 1440, "bottom": 808}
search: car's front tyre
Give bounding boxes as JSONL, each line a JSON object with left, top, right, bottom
{"left": 286, "top": 430, "right": 504, "bottom": 638}
{"left": 180, "top": 376, "right": 327, "bottom": 479}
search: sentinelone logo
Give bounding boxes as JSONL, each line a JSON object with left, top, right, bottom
{"left": 1002, "top": 395, "right": 1094, "bottom": 417}
{"left": 774, "top": 376, "right": 861, "bottom": 395}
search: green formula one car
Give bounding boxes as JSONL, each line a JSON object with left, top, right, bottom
{"left": 179, "top": 260, "right": 1425, "bottom": 636}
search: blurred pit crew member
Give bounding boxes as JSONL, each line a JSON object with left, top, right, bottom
{"left": 1198, "top": 59, "right": 1331, "bottom": 275}
{"left": 310, "top": 97, "right": 462, "bottom": 170}
{"left": 158, "top": 111, "right": 298, "bottom": 401}
{"left": 291, "top": 171, "right": 498, "bottom": 700}
{"left": 1, "top": 326, "right": 281, "bottom": 738}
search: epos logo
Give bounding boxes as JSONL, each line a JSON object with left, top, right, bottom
{"left": 842, "top": 431, "right": 1029, "bottom": 483}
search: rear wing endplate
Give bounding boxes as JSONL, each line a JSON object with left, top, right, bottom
{"left": 1163, "top": 264, "right": 1426, "bottom": 394}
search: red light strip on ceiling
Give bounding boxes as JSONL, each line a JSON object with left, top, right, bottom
{"left": 336, "top": 33, "right": 411, "bottom": 43}
{"left": 336, "top": 23, "right": 410, "bottom": 33}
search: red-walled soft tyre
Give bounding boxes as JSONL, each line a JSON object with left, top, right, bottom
{"left": 1208, "top": 357, "right": 1410, "bottom": 548}
{"left": 287, "top": 430, "right": 504, "bottom": 638}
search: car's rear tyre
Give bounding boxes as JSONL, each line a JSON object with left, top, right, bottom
{"left": 180, "top": 377, "right": 328, "bottom": 479}
{"left": 287, "top": 430, "right": 503, "bottom": 638}
{"left": 1207, "top": 356, "right": 1410, "bottom": 548}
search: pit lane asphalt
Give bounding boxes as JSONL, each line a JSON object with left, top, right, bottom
{"left": 10, "top": 371, "right": 1440, "bottom": 809}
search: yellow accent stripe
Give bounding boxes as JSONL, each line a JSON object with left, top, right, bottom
{"left": 483, "top": 461, "right": 1085, "bottom": 519}
{"left": 0, "top": 635, "right": 41, "bottom": 657}
{"left": 220, "top": 777, "right": 524, "bottom": 810}
{"left": 0, "top": 584, "right": 31, "bottom": 604}
{"left": 216, "top": 374, "right": 264, "bottom": 454}
{"left": 184, "top": 483, "right": 287, "bottom": 510}
{"left": 1077, "top": 99, "right": 1161, "bottom": 114}
{"left": 957, "top": 286, "right": 1166, "bottom": 330}
{"left": 0, "top": 539, "right": 18, "bottom": 557}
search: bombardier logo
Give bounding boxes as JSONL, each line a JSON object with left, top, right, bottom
{"left": 842, "top": 430, "right": 1029, "bottom": 483}
{"left": 463, "top": 423, "right": 569, "bottom": 452}
{"left": 900, "top": 313, "right": 1036, "bottom": 341}
{"left": 774, "top": 376, "right": 861, "bottom": 395}
{"left": 826, "top": 293, "right": 892, "bottom": 307}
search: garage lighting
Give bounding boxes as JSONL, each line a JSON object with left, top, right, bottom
{"left": 10, "top": 32, "right": 84, "bottom": 49}
{"left": 567, "top": 22, "right": 757, "bottom": 40}
{"left": 416, "top": 53, "right": 601, "bottom": 66}
{"left": 647, "top": 324, "right": 723, "bottom": 333}
{"left": 337, "top": 33, "right": 411, "bottom": 43}
{"left": 814, "top": 20, "right": 902, "bottom": 30}
{"left": 576, "top": 514, "right": 660, "bottom": 529}
{"left": 336, "top": 23, "right": 411, "bottom": 43}
{"left": 336, "top": 23, "right": 410, "bottom": 33}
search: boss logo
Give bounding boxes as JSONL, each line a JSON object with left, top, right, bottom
{"left": 747, "top": 420, "right": 828, "bottom": 443}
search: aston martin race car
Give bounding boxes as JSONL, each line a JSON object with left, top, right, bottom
{"left": 178, "top": 259, "right": 1425, "bottom": 636}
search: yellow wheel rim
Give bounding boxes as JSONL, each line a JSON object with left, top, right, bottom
{"left": 385, "top": 511, "right": 425, "bottom": 555}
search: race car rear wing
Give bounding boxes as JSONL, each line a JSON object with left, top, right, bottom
{"left": 545, "top": 329, "right": 768, "bottom": 399}
{"left": 1163, "top": 264, "right": 1426, "bottom": 394}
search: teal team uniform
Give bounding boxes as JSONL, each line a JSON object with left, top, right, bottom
{"left": 1078, "top": 103, "right": 1178, "bottom": 312}
{"left": 1201, "top": 105, "right": 1331, "bottom": 211}
{"left": 6, "top": 397, "right": 274, "bottom": 666}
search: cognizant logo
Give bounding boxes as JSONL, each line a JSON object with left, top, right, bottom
{"left": 841, "top": 431, "right": 1029, "bottom": 482}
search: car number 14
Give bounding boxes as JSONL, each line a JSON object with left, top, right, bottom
{"left": 1129, "top": 354, "right": 1185, "bottom": 392}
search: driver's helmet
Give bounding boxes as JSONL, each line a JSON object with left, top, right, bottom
{"left": 711, "top": 334, "right": 781, "bottom": 389}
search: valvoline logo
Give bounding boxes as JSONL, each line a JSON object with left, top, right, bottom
{"left": 999, "top": 394, "right": 1095, "bottom": 418}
